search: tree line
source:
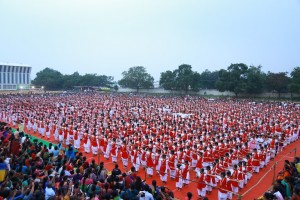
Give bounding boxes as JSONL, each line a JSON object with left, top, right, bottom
{"left": 32, "top": 68, "right": 114, "bottom": 90}
{"left": 32, "top": 64, "right": 300, "bottom": 97}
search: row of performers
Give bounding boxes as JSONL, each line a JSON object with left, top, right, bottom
{"left": 80, "top": 133, "right": 273, "bottom": 185}
{"left": 158, "top": 148, "right": 270, "bottom": 199}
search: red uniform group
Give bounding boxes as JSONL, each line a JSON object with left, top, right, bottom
{"left": 1, "top": 94, "right": 299, "bottom": 199}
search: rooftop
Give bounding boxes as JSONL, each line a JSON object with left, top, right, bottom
{"left": 0, "top": 62, "right": 31, "bottom": 67}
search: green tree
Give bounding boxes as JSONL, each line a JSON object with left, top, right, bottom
{"left": 245, "top": 65, "right": 266, "bottom": 94}
{"left": 215, "top": 69, "right": 230, "bottom": 92}
{"left": 228, "top": 63, "right": 248, "bottom": 96}
{"left": 266, "top": 72, "right": 290, "bottom": 97}
{"left": 76, "top": 74, "right": 113, "bottom": 87}
{"left": 190, "top": 72, "right": 202, "bottom": 92}
{"left": 160, "top": 64, "right": 201, "bottom": 93}
{"left": 80, "top": 74, "right": 99, "bottom": 86}
{"left": 199, "top": 69, "right": 219, "bottom": 89}
{"left": 159, "top": 70, "right": 176, "bottom": 90}
{"left": 118, "top": 66, "right": 154, "bottom": 92}
{"left": 63, "top": 72, "right": 81, "bottom": 89}
{"left": 33, "top": 68, "right": 114, "bottom": 90}
{"left": 216, "top": 63, "right": 248, "bottom": 96}
{"left": 32, "top": 67, "right": 64, "bottom": 90}
{"left": 174, "top": 64, "right": 195, "bottom": 93}
{"left": 288, "top": 67, "right": 300, "bottom": 98}
{"left": 98, "top": 75, "right": 114, "bottom": 87}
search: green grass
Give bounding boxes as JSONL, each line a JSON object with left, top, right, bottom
{"left": 12, "top": 126, "right": 77, "bottom": 152}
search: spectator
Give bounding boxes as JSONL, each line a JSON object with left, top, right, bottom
{"left": 45, "top": 182, "right": 55, "bottom": 200}
{"left": 281, "top": 177, "right": 292, "bottom": 199}
{"left": 138, "top": 184, "right": 154, "bottom": 200}
{"left": 65, "top": 145, "right": 75, "bottom": 160}
{"left": 112, "top": 164, "right": 122, "bottom": 179}
{"left": 273, "top": 185, "right": 284, "bottom": 200}
{"left": 185, "top": 192, "right": 193, "bottom": 200}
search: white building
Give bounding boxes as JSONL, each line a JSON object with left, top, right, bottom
{"left": 0, "top": 63, "right": 32, "bottom": 90}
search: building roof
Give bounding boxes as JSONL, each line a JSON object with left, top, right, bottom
{"left": 0, "top": 63, "right": 31, "bottom": 67}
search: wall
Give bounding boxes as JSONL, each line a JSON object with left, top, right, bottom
{"left": 118, "top": 88, "right": 234, "bottom": 96}
{"left": 118, "top": 88, "right": 300, "bottom": 98}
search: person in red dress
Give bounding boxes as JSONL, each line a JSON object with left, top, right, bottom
{"left": 168, "top": 150, "right": 177, "bottom": 179}
{"left": 231, "top": 165, "right": 240, "bottom": 192}
{"left": 252, "top": 148, "right": 260, "bottom": 173}
{"left": 159, "top": 154, "right": 168, "bottom": 184}
{"left": 182, "top": 160, "right": 190, "bottom": 186}
{"left": 197, "top": 168, "right": 207, "bottom": 198}
{"left": 175, "top": 164, "right": 183, "bottom": 190}
{"left": 120, "top": 142, "right": 129, "bottom": 168}
{"left": 218, "top": 171, "right": 228, "bottom": 200}
{"left": 146, "top": 148, "right": 154, "bottom": 177}
{"left": 195, "top": 152, "right": 203, "bottom": 178}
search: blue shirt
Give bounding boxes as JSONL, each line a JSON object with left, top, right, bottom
{"left": 66, "top": 149, "right": 76, "bottom": 159}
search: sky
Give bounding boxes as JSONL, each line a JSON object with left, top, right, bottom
{"left": 0, "top": 0, "right": 299, "bottom": 82}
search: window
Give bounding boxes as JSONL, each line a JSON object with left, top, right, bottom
{"left": 23, "top": 73, "right": 25, "bottom": 84}
{"left": 11, "top": 71, "right": 14, "bottom": 84}
{"left": 7, "top": 72, "right": 10, "bottom": 84}
{"left": 3, "top": 66, "right": 6, "bottom": 72}
{"left": 27, "top": 74, "right": 30, "bottom": 84}
{"left": 19, "top": 67, "right": 22, "bottom": 83}
{"left": 0, "top": 65, "right": 2, "bottom": 72}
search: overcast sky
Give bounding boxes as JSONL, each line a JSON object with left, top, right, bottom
{"left": 0, "top": 0, "right": 299, "bottom": 82}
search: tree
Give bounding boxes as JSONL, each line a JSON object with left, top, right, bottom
{"left": 190, "top": 72, "right": 201, "bottom": 92}
{"left": 199, "top": 69, "right": 219, "bottom": 89}
{"left": 63, "top": 72, "right": 80, "bottom": 89}
{"left": 159, "top": 70, "right": 176, "bottom": 90}
{"left": 215, "top": 69, "right": 230, "bottom": 92}
{"left": 245, "top": 65, "right": 266, "bottom": 94}
{"left": 228, "top": 63, "right": 248, "bottom": 96}
{"left": 160, "top": 64, "right": 201, "bottom": 93}
{"left": 33, "top": 68, "right": 114, "bottom": 90}
{"left": 265, "top": 72, "right": 290, "bottom": 97}
{"left": 32, "top": 67, "right": 64, "bottom": 90}
{"left": 79, "top": 74, "right": 113, "bottom": 87}
{"left": 174, "top": 64, "right": 195, "bottom": 93}
{"left": 216, "top": 63, "right": 248, "bottom": 96}
{"left": 289, "top": 67, "right": 300, "bottom": 97}
{"left": 118, "top": 66, "right": 154, "bottom": 92}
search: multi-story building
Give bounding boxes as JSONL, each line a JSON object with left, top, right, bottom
{"left": 0, "top": 63, "right": 32, "bottom": 90}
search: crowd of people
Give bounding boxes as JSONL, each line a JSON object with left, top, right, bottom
{"left": 262, "top": 158, "right": 300, "bottom": 200}
{"left": 0, "top": 122, "right": 180, "bottom": 200}
{"left": 0, "top": 92, "right": 299, "bottom": 199}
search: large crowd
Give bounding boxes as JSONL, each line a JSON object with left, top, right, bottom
{"left": 262, "top": 158, "right": 300, "bottom": 200}
{"left": 0, "top": 93, "right": 299, "bottom": 199}
{"left": 0, "top": 122, "right": 179, "bottom": 200}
